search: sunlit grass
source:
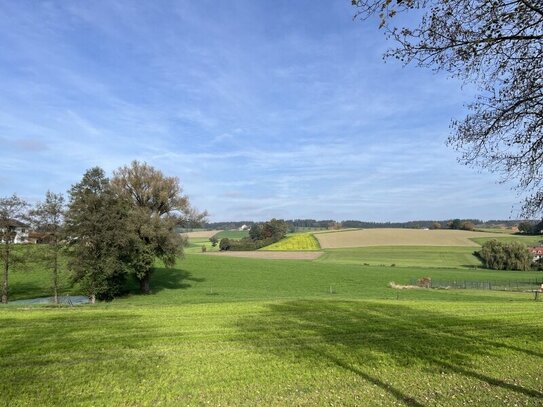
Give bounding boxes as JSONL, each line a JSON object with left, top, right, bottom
{"left": 2, "top": 249, "right": 543, "bottom": 406}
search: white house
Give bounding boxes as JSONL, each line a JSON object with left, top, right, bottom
{"left": 238, "top": 224, "right": 249, "bottom": 231}
{"left": 0, "top": 219, "right": 29, "bottom": 244}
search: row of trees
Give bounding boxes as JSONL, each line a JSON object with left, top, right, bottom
{"left": 0, "top": 161, "right": 205, "bottom": 304}
{"left": 219, "top": 219, "right": 288, "bottom": 251}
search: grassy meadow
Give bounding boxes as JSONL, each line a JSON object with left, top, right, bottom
{"left": 470, "top": 235, "right": 543, "bottom": 246}
{"left": 318, "top": 246, "right": 482, "bottom": 269}
{"left": 212, "top": 230, "right": 250, "bottom": 239}
{"left": 2, "top": 235, "right": 543, "bottom": 406}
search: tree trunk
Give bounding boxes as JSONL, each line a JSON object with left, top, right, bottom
{"left": 139, "top": 273, "right": 151, "bottom": 294}
{"left": 53, "top": 243, "right": 59, "bottom": 305}
{"left": 2, "top": 242, "right": 9, "bottom": 304}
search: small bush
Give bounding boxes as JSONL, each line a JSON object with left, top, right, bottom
{"left": 219, "top": 238, "right": 231, "bottom": 251}
{"left": 417, "top": 277, "right": 432, "bottom": 288}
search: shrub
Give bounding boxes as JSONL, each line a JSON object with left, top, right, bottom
{"left": 477, "top": 239, "right": 532, "bottom": 271}
{"left": 219, "top": 238, "right": 231, "bottom": 251}
{"left": 417, "top": 277, "right": 431, "bottom": 288}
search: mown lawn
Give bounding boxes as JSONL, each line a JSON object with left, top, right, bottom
{"left": 2, "top": 253, "right": 543, "bottom": 406}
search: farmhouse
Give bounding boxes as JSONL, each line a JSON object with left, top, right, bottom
{"left": 529, "top": 246, "right": 543, "bottom": 262}
{"left": 0, "top": 219, "right": 30, "bottom": 244}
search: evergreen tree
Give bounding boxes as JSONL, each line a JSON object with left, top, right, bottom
{"left": 65, "top": 168, "right": 131, "bottom": 303}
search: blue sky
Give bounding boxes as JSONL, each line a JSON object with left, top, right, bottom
{"left": 0, "top": 1, "right": 522, "bottom": 221}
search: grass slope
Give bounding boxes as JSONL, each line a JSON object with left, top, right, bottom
{"left": 212, "top": 230, "right": 250, "bottom": 239}
{"left": 261, "top": 233, "right": 321, "bottom": 251}
{"left": 2, "top": 252, "right": 543, "bottom": 406}
{"left": 471, "top": 235, "right": 543, "bottom": 246}
{"left": 319, "top": 246, "right": 482, "bottom": 268}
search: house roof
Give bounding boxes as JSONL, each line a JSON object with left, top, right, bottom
{"left": 1, "top": 219, "right": 28, "bottom": 228}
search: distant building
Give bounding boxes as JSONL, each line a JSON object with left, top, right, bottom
{"left": 239, "top": 224, "right": 249, "bottom": 231}
{"left": 529, "top": 246, "right": 543, "bottom": 262}
{"left": 0, "top": 219, "right": 29, "bottom": 244}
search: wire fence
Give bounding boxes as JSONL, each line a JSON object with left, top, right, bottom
{"left": 408, "top": 278, "right": 543, "bottom": 291}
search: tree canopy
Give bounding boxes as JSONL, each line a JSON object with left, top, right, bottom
{"left": 352, "top": 0, "right": 543, "bottom": 217}
{"left": 111, "top": 161, "right": 207, "bottom": 294}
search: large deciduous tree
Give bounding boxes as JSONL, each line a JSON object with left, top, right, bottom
{"left": 29, "top": 191, "right": 66, "bottom": 304}
{"left": 0, "top": 194, "right": 29, "bottom": 304}
{"left": 65, "top": 168, "right": 132, "bottom": 303}
{"left": 352, "top": 0, "right": 543, "bottom": 216}
{"left": 111, "top": 161, "right": 206, "bottom": 294}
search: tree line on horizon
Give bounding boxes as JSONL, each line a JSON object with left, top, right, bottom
{"left": 204, "top": 219, "right": 543, "bottom": 232}
{"left": 0, "top": 161, "right": 206, "bottom": 304}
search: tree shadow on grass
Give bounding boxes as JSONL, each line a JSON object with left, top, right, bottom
{"left": 235, "top": 300, "right": 543, "bottom": 406}
{"left": 126, "top": 267, "right": 205, "bottom": 295}
{"left": 7, "top": 281, "right": 50, "bottom": 302}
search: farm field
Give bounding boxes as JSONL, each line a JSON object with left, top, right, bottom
{"left": 318, "top": 246, "right": 482, "bottom": 269}
{"left": 471, "top": 235, "right": 543, "bottom": 246}
{"left": 182, "top": 229, "right": 222, "bottom": 238}
{"left": 184, "top": 237, "right": 220, "bottom": 254}
{"left": 2, "top": 246, "right": 543, "bottom": 406}
{"left": 204, "top": 251, "right": 323, "bottom": 260}
{"left": 474, "top": 227, "right": 517, "bottom": 234}
{"left": 261, "top": 233, "right": 321, "bottom": 251}
{"left": 212, "top": 230, "right": 250, "bottom": 239}
{"left": 315, "top": 228, "right": 507, "bottom": 248}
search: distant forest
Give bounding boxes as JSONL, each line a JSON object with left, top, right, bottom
{"left": 203, "top": 219, "right": 532, "bottom": 230}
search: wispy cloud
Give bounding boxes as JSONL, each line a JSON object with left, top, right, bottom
{"left": 0, "top": 1, "right": 519, "bottom": 220}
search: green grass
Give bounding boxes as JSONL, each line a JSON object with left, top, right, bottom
{"left": 2, "top": 249, "right": 543, "bottom": 406}
{"left": 212, "top": 230, "right": 250, "bottom": 239}
{"left": 6, "top": 245, "right": 75, "bottom": 301}
{"left": 261, "top": 233, "right": 321, "bottom": 251}
{"left": 184, "top": 237, "right": 220, "bottom": 254}
{"left": 471, "top": 235, "right": 543, "bottom": 246}
{"left": 318, "top": 246, "right": 482, "bottom": 268}
{"left": 474, "top": 227, "right": 516, "bottom": 234}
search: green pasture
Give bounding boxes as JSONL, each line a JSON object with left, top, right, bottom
{"left": 212, "top": 230, "right": 250, "bottom": 239}
{"left": 474, "top": 227, "right": 516, "bottom": 234}
{"left": 2, "top": 247, "right": 543, "bottom": 406}
{"left": 184, "top": 237, "right": 220, "bottom": 254}
{"left": 471, "top": 235, "right": 543, "bottom": 246}
{"left": 318, "top": 246, "right": 482, "bottom": 269}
